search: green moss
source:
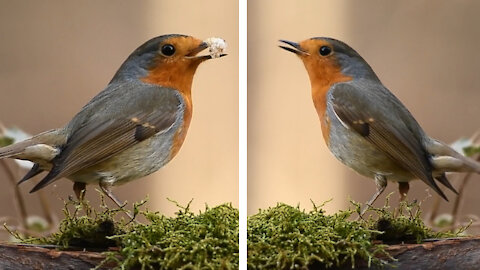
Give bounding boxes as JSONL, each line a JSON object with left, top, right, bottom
{"left": 247, "top": 202, "right": 387, "bottom": 269}
{"left": 365, "top": 199, "right": 453, "bottom": 244}
{"left": 463, "top": 145, "right": 480, "bottom": 156}
{"left": 104, "top": 201, "right": 239, "bottom": 270}
{"left": 247, "top": 199, "right": 460, "bottom": 269}
{"left": 0, "top": 136, "right": 14, "bottom": 147}
{"left": 17, "top": 196, "right": 129, "bottom": 249}
{"left": 10, "top": 197, "right": 238, "bottom": 270}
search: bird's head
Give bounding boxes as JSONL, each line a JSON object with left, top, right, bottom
{"left": 112, "top": 34, "right": 226, "bottom": 93}
{"left": 279, "top": 37, "right": 378, "bottom": 87}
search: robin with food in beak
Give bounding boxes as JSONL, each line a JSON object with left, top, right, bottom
{"left": 0, "top": 34, "right": 227, "bottom": 217}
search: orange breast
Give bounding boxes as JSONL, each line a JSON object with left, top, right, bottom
{"left": 305, "top": 59, "right": 352, "bottom": 146}
{"left": 169, "top": 92, "right": 192, "bottom": 159}
{"left": 140, "top": 57, "right": 197, "bottom": 160}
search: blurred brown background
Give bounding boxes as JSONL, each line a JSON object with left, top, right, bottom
{"left": 0, "top": 0, "right": 238, "bottom": 234}
{"left": 248, "top": 0, "right": 480, "bottom": 221}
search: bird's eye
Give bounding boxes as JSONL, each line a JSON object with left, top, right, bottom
{"left": 319, "top": 46, "right": 332, "bottom": 56}
{"left": 161, "top": 44, "right": 176, "bottom": 56}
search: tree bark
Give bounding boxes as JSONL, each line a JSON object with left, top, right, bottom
{"left": 0, "top": 243, "right": 116, "bottom": 270}
{"left": 354, "top": 236, "right": 480, "bottom": 270}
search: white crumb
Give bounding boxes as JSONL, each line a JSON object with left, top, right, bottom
{"left": 204, "top": 37, "right": 227, "bottom": 58}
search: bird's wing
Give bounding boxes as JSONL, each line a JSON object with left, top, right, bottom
{"left": 329, "top": 82, "right": 447, "bottom": 200}
{"left": 30, "top": 85, "right": 182, "bottom": 192}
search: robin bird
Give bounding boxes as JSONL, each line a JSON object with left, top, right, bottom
{"left": 279, "top": 37, "right": 480, "bottom": 214}
{"left": 0, "top": 34, "right": 226, "bottom": 216}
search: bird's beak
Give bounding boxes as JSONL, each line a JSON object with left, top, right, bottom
{"left": 278, "top": 40, "right": 309, "bottom": 56}
{"left": 186, "top": 42, "right": 227, "bottom": 60}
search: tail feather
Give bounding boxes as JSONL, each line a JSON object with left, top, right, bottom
{"left": 30, "top": 169, "right": 61, "bottom": 193}
{"left": 463, "top": 156, "right": 480, "bottom": 173}
{"left": 0, "top": 140, "right": 34, "bottom": 159}
{"left": 435, "top": 173, "right": 458, "bottom": 194}
{"left": 17, "top": 163, "right": 44, "bottom": 185}
{"left": 0, "top": 129, "right": 66, "bottom": 161}
{"left": 427, "top": 139, "right": 480, "bottom": 173}
{"left": 0, "top": 128, "right": 66, "bottom": 186}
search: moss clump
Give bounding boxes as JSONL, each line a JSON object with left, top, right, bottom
{"left": 247, "top": 202, "right": 388, "bottom": 269}
{"left": 11, "top": 197, "right": 238, "bottom": 270}
{"left": 366, "top": 199, "right": 452, "bottom": 244}
{"left": 13, "top": 196, "right": 127, "bottom": 249}
{"left": 103, "top": 201, "right": 239, "bottom": 270}
{"left": 247, "top": 200, "right": 459, "bottom": 269}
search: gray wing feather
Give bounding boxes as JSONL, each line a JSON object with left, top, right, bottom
{"left": 30, "top": 82, "right": 181, "bottom": 192}
{"left": 329, "top": 82, "right": 448, "bottom": 200}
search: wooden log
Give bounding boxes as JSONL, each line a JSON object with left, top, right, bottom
{"left": 2, "top": 237, "right": 480, "bottom": 269}
{"left": 0, "top": 243, "right": 115, "bottom": 270}
{"left": 354, "top": 236, "right": 480, "bottom": 270}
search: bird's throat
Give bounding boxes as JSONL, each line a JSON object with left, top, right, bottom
{"left": 141, "top": 60, "right": 199, "bottom": 97}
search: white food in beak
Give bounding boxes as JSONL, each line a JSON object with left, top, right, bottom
{"left": 204, "top": 37, "right": 227, "bottom": 58}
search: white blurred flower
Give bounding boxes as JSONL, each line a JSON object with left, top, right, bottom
{"left": 26, "top": 215, "right": 49, "bottom": 232}
{"left": 450, "top": 138, "right": 472, "bottom": 156}
{"left": 433, "top": 213, "right": 453, "bottom": 227}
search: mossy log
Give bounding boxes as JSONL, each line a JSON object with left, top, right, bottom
{"left": 1, "top": 237, "right": 480, "bottom": 269}
{"left": 0, "top": 237, "right": 480, "bottom": 270}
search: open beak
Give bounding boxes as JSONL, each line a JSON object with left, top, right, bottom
{"left": 186, "top": 42, "right": 227, "bottom": 60}
{"left": 278, "top": 40, "right": 309, "bottom": 56}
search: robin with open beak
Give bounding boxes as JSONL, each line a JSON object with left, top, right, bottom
{"left": 0, "top": 34, "right": 226, "bottom": 216}
{"left": 279, "top": 37, "right": 480, "bottom": 214}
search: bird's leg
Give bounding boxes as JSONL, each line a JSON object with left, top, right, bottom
{"left": 73, "top": 182, "right": 86, "bottom": 201}
{"left": 398, "top": 182, "right": 409, "bottom": 202}
{"left": 99, "top": 181, "right": 133, "bottom": 219}
{"left": 360, "top": 174, "right": 387, "bottom": 217}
